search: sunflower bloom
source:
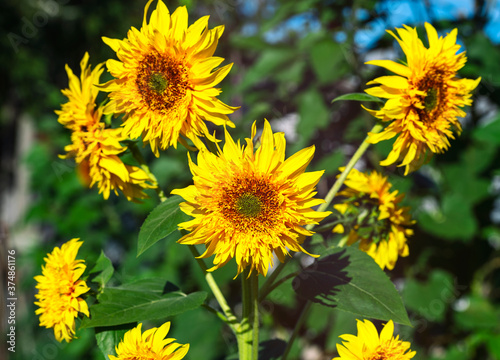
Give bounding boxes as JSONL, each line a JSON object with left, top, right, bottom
{"left": 172, "top": 120, "right": 331, "bottom": 276}
{"left": 333, "top": 168, "right": 414, "bottom": 270}
{"left": 364, "top": 23, "right": 480, "bottom": 175}
{"left": 333, "top": 319, "right": 416, "bottom": 360}
{"left": 100, "top": 0, "right": 238, "bottom": 156}
{"left": 56, "top": 52, "right": 104, "bottom": 130}
{"left": 57, "top": 53, "right": 156, "bottom": 201}
{"left": 109, "top": 322, "right": 189, "bottom": 360}
{"left": 34, "top": 238, "right": 90, "bottom": 343}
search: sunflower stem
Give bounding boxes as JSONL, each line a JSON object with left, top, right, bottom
{"left": 281, "top": 301, "right": 312, "bottom": 360}
{"left": 188, "top": 245, "right": 238, "bottom": 333}
{"left": 128, "top": 141, "right": 167, "bottom": 202}
{"left": 258, "top": 270, "right": 300, "bottom": 302}
{"left": 251, "top": 273, "right": 259, "bottom": 360}
{"left": 310, "top": 123, "right": 383, "bottom": 220}
{"left": 264, "top": 124, "right": 383, "bottom": 360}
{"left": 259, "top": 260, "right": 288, "bottom": 302}
{"left": 201, "top": 303, "right": 228, "bottom": 323}
{"left": 239, "top": 269, "right": 253, "bottom": 360}
{"left": 259, "top": 125, "right": 383, "bottom": 303}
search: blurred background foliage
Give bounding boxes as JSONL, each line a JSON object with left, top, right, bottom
{"left": 2, "top": 0, "right": 500, "bottom": 359}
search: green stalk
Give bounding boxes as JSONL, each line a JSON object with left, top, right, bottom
{"left": 310, "top": 122, "right": 383, "bottom": 220}
{"left": 251, "top": 274, "right": 259, "bottom": 360}
{"left": 280, "top": 123, "right": 383, "bottom": 360}
{"left": 260, "top": 124, "right": 384, "bottom": 305}
{"left": 258, "top": 271, "right": 299, "bottom": 302}
{"left": 239, "top": 269, "right": 253, "bottom": 360}
{"left": 128, "top": 141, "right": 167, "bottom": 202}
{"left": 259, "top": 261, "right": 287, "bottom": 304}
{"left": 188, "top": 245, "right": 238, "bottom": 333}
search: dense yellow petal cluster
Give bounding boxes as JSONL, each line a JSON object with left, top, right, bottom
{"left": 333, "top": 320, "right": 416, "bottom": 360}
{"left": 172, "top": 120, "right": 330, "bottom": 276}
{"left": 34, "top": 239, "right": 90, "bottom": 343}
{"left": 56, "top": 53, "right": 156, "bottom": 201}
{"left": 364, "top": 23, "right": 480, "bottom": 175}
{"left": 109, "top": 322, "right": 189, "bottom": 360}
{"left": 333, "top": 168, "right": 414, "bottom": 270}
{"left": 100, "top": 0, "right": 238, "bottom": 156}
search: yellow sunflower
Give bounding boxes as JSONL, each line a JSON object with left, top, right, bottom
{"left": 56, "top": 52, "right": 104, "bottom": 130}
{"left": 34, "top": 238, "right": 90, "bottom": 343}
{"left": 172, "top": 120, "right": 331, "bottom": 276}
{"left": 364, "top": 23, "right": 480, "bottom": 175}
{"left": 57, "top": 53, "right": 157, "bottom": 201}
{"left": 333, "top": 168, "right": 414, "bottom": 270}
{"left": 333, "top": 319, "right": 416, "bottom": 360}
{"left": 100, "top": 0, "right": 238, "bottom": 156}
{"left": 109, "top": 322, "right": 189, "bottom": 360}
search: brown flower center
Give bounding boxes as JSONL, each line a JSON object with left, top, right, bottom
{"left": 339, "top": 194, "right": 392, "bottom": 243}
{"left": 415, "top": 66, "right": 452, "bottom": 122}
{"left": 135, "top": 51, "right": 189, "bottom": 113}
{"left": 236, "top": 193, "right": 263, "bottom": 217}
{"left": 424, "top": 87, "right": 438, "bottom": 112}
{"left": 368, "top": 342, "right": 410, "bottom": 360}
{"left": 219, "top": 176, "right": 281, "bottom": 231}
{"left": 148, "top": 72, "right": 169, "bottom": 94}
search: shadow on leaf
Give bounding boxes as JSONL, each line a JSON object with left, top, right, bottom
{"left": 162, "top": 281, "right": 180, "bottom": 294}
{"left": 292, "top": 249, "right": 351, "bottom": 307}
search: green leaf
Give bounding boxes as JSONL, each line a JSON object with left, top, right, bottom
{"left": 230, "top": 34, "right": 270, "bottom": 51}
{"left": 461, "top": 142, "right": 497, "bottom": 174}
{"left": 312, "top": 150, "right": 345, "bottom": 176}
{"left": 442, "top": 165, "right": 490, "bottom": 205}
{"left": 326, "top": 310, "right": 358, "bottom": 351}
{"left": 310, "top": 40, "right": 347, "bottom": 83}
{"left": 306, "top": 302, "right": 330, "bottom": 333}
{"left": 173, "top": 306, "right": 226, "bottom": 360}
{"left": 274, "top": 59, "right": 306, "bottom": 85}
{"left": 95, "top": 325, "right": 134, "bottom": 360}
{"left": 293, "top": 247, "right": 411, "bottom": 326}
{"left": 239, "top": 48, "right": 296, "bottom": 90}
{"left": 473, "top": 116, "right": 500, "bottom": 145}
{"left": 453, "top": 295, "right": 500, "bottom": 330}
{"left": 150, "top": 157, "right": 186, "bottom": 188}
{"left": 137, "top": 195, "right": 190, "bottom": 256}
{"left": 260, "top": 0, "right": 319, "bottom": 33}
{"left": 297, "top": 88, "right": 330, "bottom": 145}
{"left": 80, "top": 279, "right": 207, "bottom": 328}
{"left": 331, "top": 93, "right": 384, "bottom": 103}
{"left": 90, "top": 251, "right": 114, "bottom": 289}
{"left": 418, "top": 195, "right": 477, "bottom": 241}
{"left": 403, "top": 270, "right": 455, "bottom": 322}
{"left": 428, "top": 345, "right": 470, "bottom": 360}
{"left": 486, "top": 333, "right": 500, "bottom": 359}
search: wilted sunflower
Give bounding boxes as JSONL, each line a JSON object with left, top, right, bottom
{"left": 100, "top": 0, "right": 238, "bottom": 156}
{"left": 333, "top": 319, "right": 416, "bottom": 360}
{"left": 109, "top": 322, "right": 189, "bottom": 360}
{"left": 57, "top": 53, "right": 156, "bottom": 201}
{"left": 333, "top": 168, "right": 414, "bottom": 270}
{"left": 172, "top": 120, "right": 331, "bottom": 276}
{"left": 364, "top": 23, "right": 480, "bottom": 175}
{"left": 34, "top": 238, "right": 90, "bottom": 343}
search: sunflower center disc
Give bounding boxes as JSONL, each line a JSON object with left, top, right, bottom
{"left": 148, "top": 72, "right": 168, "bottom": 94}
{"left": 236, "top": 193, "right": 262, "bottom": 217}
{"left": 424, "top": 87, "right": 438, "bottom": 112}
